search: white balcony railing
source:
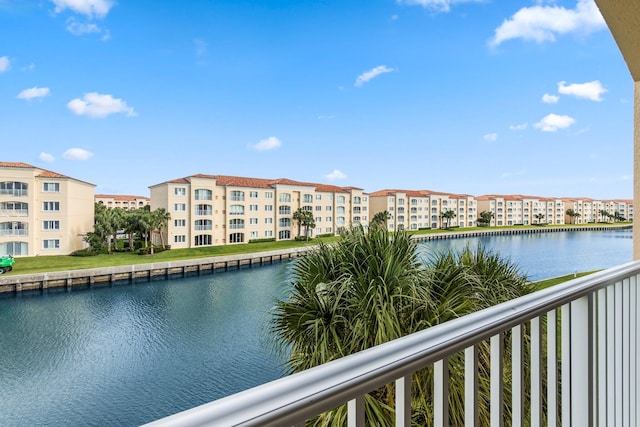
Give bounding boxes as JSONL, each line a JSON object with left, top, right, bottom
{"left": 145, "top": 261, "right": 640, "bottom": 427}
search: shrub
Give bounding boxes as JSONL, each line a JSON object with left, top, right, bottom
{"left": 248, "top": 238, "right": 277, "bottom": 243}
{"left": 70, "top": 248, "right": 100, "bottom": 257}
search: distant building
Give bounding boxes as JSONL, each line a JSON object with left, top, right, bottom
{"left": 369, "top": 189, "right": 478, "bottom": 230}
{"left": 0, "top": 162, "right": 95, "bottom": 256}
{"left": 149, "top": 174, "right": 369, "bottom": 248}
{"left": 476, "top": 195, "right": 567, "bottom": 226}
{"left": 95, "top": 194, "right": 150, "bottom": 210}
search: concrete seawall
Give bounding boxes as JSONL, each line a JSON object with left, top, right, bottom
{"left": 0, "top": 247, "right": 312, "bottom": 294}
{"left": 0, "top": 225, "right": 631, "bottom": 294}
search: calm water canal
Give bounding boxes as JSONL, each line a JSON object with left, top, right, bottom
{"left": 0, "top": 229, "right": 632, "bottom": 426}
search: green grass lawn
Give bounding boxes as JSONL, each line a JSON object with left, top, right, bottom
{"left": 7, "top": 238, "right": 335, "bottom": 276}
{"left": 533, "top": 270, "right": 599, "bottom": 289}
{"left": 4, "top": 223, "right": 627, "bottom": 276}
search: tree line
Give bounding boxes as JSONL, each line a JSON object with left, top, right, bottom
{"left": 84, "top": 203, "right": 171, "bottom": 255}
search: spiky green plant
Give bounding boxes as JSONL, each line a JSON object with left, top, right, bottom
{"left": 272, "top": 225, "right": 538, "bottom": 426}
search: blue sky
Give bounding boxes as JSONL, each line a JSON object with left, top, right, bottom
{"left": 0, "top": 0, "right": 633, "bottom": 199}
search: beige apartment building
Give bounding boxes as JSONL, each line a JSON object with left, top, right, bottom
{"left": 563, "top": 198, "right": 634, "bottom": 223}
{"left": 369, "top": 190, "right": 478, "bottom": 230}
{"left": 0, "top": 162, "right": 95, "bottom": 256}
{"left": 95, "top": 194, "right": 150, "bottom": 210}
{"left": 476, "top": 195, "right": 567, "bottom": 226}
{"left": 149, "top": 174, "right": 369, "bottom": 248}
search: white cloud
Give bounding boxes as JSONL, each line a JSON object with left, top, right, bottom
{"left": 355, "top": 65, "right": 394, "bottom": 87}
{"left": 324, "top": 169, "right": 347, "bottom": 181}
{"left": 396, "top": 0, "right": 483, "bottom": 13}
{"left": 63, "top": 148, "right": 93, "bottom": 160}
{"left": 557, "top": 80, "right": 607, "bottom": 101}
{"left": 39, "top": 152, "right": 55, "bottom": 163}
{"left": 17, "top": 87, "right": 51, "bottom": 100}
{"left": 483, "top": 133, "right": 498, "bottom": 142}
{"left": 0, "top": 56, "right": 9, "bottom": 73}
{"left": 66, "top": 20, "right": 101, "bottom": 35}
{"left": 509, "top": 122, "right": 528, "bottom": 131}
{"left": 250, "top": 137, "right": 282, "bottom": 151}
{"left": 489, "top": 0, "right": 606, "bottom": 48}
{"left": 534, "top": 113, "right": 575, "bottom": 132}
{"left": 542, "top": 93, "right": 559, "bottom": 104}
{"left": 51, "top": 0, "right": 114, "bottom": 18}
{"left": 67, "top": 92, "right": 136, "bottom": 118}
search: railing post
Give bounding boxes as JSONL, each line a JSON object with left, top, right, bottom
{"left": 490, "top": 334, "right": 503, "bottom": 427}
{"left": 512, "top": 325, "right": 524, "bottom": 427}
{"left": 530, "top": 317, "right": 542, "bottom": 427}
{"left": 434, "top": 358, "right": 449, "bottom": 427}
{"left": 465, "top": 345, "right": 478, "bottom": 426}
{"left": 348, "top": 395, "right": 365, "bottom": 427}
{"left": 395, "top": 375, "right": 411, "bottom": 427}
{"left": 570, "top": 294, "right": 594, "bottom": 427}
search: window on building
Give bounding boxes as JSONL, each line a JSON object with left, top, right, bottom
{"left": 42, "top": 239, "right": 60, "bottom": 250}
{"left": 337, "top": 195, "right": 345, "bottom": 204}
{"left": 229, "top": 219, "right": 245, "bottom": 229}
{"left": 194, "top": 234, "right": 212, "bottom": 246}
{"left": 249, "top": 217, "right": 258, "bottom": 225}
{"left": 265, "top": 192, "right": 273, "bottom": 199}
{"left": 315, "top": 205, "right": 322, "bottom": 211}
{"left": 277, "top": 230, "right": 291, "bottom": 240}
{"left": 230, "top": 191, "right": 245, "bottom": 202}
{"left": 195, "top": 219, "right": 212, "bottom": 230}
{"left": 42, "top": 201, "right": 60, "bottom": 212}
{"left": 249, "top": 191, "right": 259, "bottom": 198}
{"left": 265, "top": 204, "right": 273, "bottom": 212}
{"left": 265, "top": 217, "right": 273, "bottom": 224}
{"left": 195, "top": 189, "right": 212, "bottom": 200}
{"left": 174, "top": 187, "right": 186, "bottom": 196}
{"left": 250, "top": 231, "right": 259, "bottom": 239}
{"left": 229, "top": 205, "right": 245, "bottom": 215}
{"left": 303, "top": 194, "right": 313, "bottom": 203}
{"left": 279, "top": 193, "right": 291, "bottom": 203}
{"left": 249, "top": 204, "right": 258, "bottom": 211}
{"left": 42, "top": 220, "right": 60, "bottom": 230}
{"left": 195, "top": 204, "right": 212, "bottom": 215}
{"left": 326, "top": 216, "right": 332, "bottom": 222}
{"left": 336, "top": 206, "right": 345, "bottom": 214}
{"left": 174, "top": 219, "right": 186, "bottom": 227}
{"left": 265, "top": 230, "right": 273, "bottom": 237}
{"left": 41, "top": 182, "right": 58, "bottom": 193}
{"left": 229, "top": 233, "right": 244, "bottom": 243}
{"left": 174, "top": 235, "right": 186, "bottom": 243}
{"left": 354, "top": 196, "right": 361, "bottom": 204}
{"left": 174, "top": 203, "right": 186, "bottom": 212}
{"left": 279, "top": 206, "right": 291, "bottom": 215}
{"left": 279, "top": 218, "right": 291, "bottom": 227}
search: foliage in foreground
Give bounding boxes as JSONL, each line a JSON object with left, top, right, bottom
{"left": 272, "top": 225, "right": 537, "bottom": 426}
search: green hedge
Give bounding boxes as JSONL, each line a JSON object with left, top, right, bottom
{"left": 249, "top": 238, "right": 276, "bottom": 243}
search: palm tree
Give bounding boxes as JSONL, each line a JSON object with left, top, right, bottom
{"left": 272, "top": 226, "right": 535, "bottom": 425}
{"left": 293, "top": 208, "right": 315, "bottom": 239}
{"left": 440, "top": 209, "right": 456, "bottom": 229}
{"left": 599, "top": 209, "right": 612, "bottom": 223}
{"left": 371, "top": 210, "right": 391, "bottom": 228}
{"left": 478, "top": 210, "right": 494, "bottom": 226}
{"left": 534, "top": 213, "right": 545, "bottom": 224}
{"left": 566, "top": 208, "right": 578, "bottom": 224}
{"left": 152, "top": 208, "right": 171, "bottom": 249}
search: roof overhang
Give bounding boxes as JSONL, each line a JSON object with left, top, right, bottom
{"left": 596, "top": 0, "right": 640, "bottom": 81}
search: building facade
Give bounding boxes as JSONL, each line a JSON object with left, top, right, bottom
{"left": 95, "top": 194, "right": 150, "bottom": 210}
{"left": 149, "top": 174, "right": 369, "bottom": 248}
{"left": 369, "top": 189, "right": 478, "bottom": 230}
{"left": 0, "top": 162, "right": 95, "bottom": 256}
